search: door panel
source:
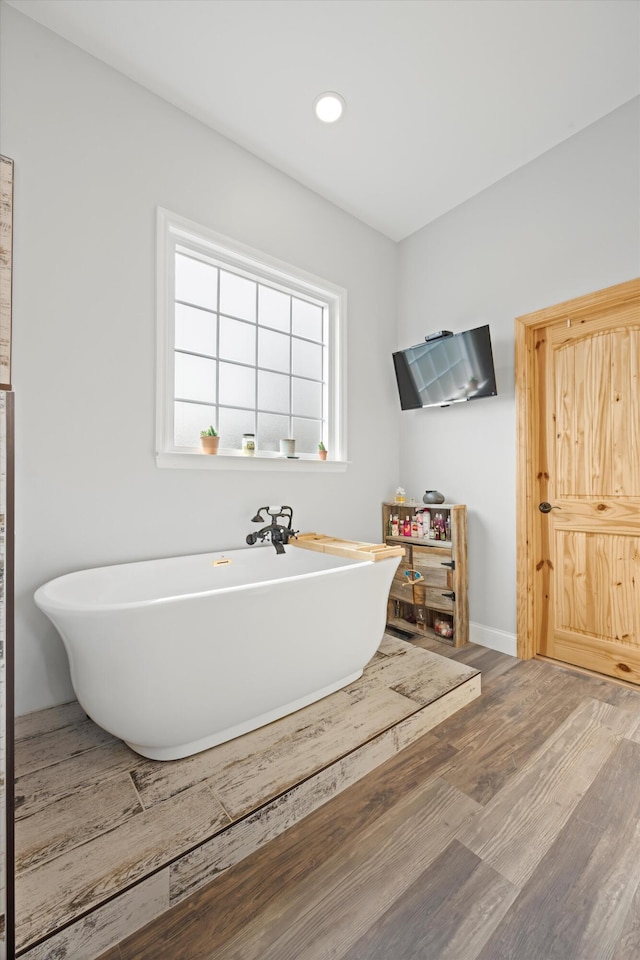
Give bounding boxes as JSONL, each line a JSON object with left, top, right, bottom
{"left": 516, "top": 278, "right": 640, "bottom": 683}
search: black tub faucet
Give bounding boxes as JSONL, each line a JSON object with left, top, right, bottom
{"left": 246, "top": 505, "right": 298, "bottom": 555}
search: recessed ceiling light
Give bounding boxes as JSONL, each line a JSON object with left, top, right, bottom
{"left": 314, "top": 92, "right": 345, "bottom": 123}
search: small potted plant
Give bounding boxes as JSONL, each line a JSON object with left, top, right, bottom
{"left": 200, "top": 425, "right": 219, "bottom": 455}
{"left": 318, "top": 441, "right": 327, "bottom": 461}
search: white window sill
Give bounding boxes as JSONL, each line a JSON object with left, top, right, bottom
{"left": 156, "top": 450, "right": 348, "bottom": 472}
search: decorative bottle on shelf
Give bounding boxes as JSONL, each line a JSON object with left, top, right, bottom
{"left": 391, "top": 515, "right": 399, "bottom": 537}
{"left": 445, "top": 514, "right": 451, "bottom": 541}
{"left": 416, "top": 513, "right": 424, "bottom": 539}
{"left": 403, "top": 516, "right": 411, "bottom": 538}
{"left": 411, "top": 516, "right": 419, "bottom": 538}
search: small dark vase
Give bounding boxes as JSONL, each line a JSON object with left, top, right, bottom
{"left": 423, "top": 490, "right": 445, "bottom": 504}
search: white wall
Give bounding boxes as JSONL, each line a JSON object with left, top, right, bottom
{"left": 0, "top": 6, "right": 400, "bottom": 714}
{"left": 397, "top": 97, "right": 640, "bottom": 653}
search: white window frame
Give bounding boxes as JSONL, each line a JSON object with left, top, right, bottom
{"left": 156, "top": 208, "right": 348, "bottom": 471}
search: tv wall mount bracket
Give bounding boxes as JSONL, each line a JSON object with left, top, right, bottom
{"left": 424, "top": 330, "right": 453, "bottom": 342}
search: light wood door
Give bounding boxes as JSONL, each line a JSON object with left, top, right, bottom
{"left": 516, "top": 278, "right": 640, "bottom": 683}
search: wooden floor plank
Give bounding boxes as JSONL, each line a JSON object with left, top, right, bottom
{"left": 476, "top": 738, "right": 640, "bottom": 960}
{"left": 114, "top": 735, "right": 459, "bottom": 960}
{"left": 206, "top": 687, "right": 421, "bottom": 820}
{"left": 15, "top": 739, "right": 143, "bottom": 821}
{"left": 439, "top": 673, "right": 609, "bottom": 804}
{"left": 341, "top": 839, "right": 518, "bottom": 960}
{"left": 15, "top": 773, "right": 142, "bottom": 872}
{"left": 208, "top": 779, "right": 481, "bottom": 960}
{"left": 456, "top": 698, "right": 627, "bottom": 887}
{"left": 132, "top": 689, "right": 355, "bottom": 810}
{"left": 15, "top": 719, "right": 116, "bottom": 778}
{"left": 345, "top": 640, "right": 476, "bottom": 704}
{"left": 14, "top": 701, "right": 88, "bottom": 742}
{"left": 16, "top": 783, "right": 230, "bottom": 950}
{"left": 612, "top": 872, "right": 640, "bottom": 960}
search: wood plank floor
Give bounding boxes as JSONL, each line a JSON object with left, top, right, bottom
{"left": 14, "top": 635, "right": 479, "bottom": 957}
{"left": 101, "top": 637, "right": 640, "bottom": 960}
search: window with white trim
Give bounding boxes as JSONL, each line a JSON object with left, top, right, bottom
{"left": 156, "top": 210, "right": 347, "bottom": 466}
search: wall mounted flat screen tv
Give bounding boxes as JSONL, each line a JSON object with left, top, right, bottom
{"left": 393, "top": 325, "right": 498, "bottom": 410}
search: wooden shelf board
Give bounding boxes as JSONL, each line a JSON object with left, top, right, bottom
{"left": 385, "top": 535, "right": 452, "bottom": 548}
{"left": 386, "top": 618, "right": 455, "bottom": 646}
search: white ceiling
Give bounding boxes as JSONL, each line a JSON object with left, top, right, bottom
{"left": 6, "top": 0, "right": 640, "bottom": 241}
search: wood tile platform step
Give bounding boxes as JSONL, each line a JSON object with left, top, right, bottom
{"left": 107, "top": 644, "right": 640, "bottom": 960}
{"left": 14, "top": 636, "right": 479, "bottom": 960}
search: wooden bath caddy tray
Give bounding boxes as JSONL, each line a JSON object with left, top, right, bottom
{"left": 292, "top": 533, "right": 405, "bottom": 562}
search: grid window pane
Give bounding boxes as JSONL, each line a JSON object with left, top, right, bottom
{"left": 175, "top": 353, "right": 216, "bottom": 403}
{"left": 292, "top": 417, "right": 322, "bottom": 454}
{"left": 219, "top": 316, "right": 256, "bottom": 365}
{"left": 175, "top": 303, "right": 216, "bottom": 356}
{"left": 174, "top": 401, "right": 217, "bottom": 448}
{"left": 257, "top": 412, "right": 290, "bottom": 452}
{"left": 292, "top": 377, "right": 322, "bottom": 419}
{"left": 292, "top": 298, "right": 323, "bottom": 341}
{"left": 218, "top": 407, "right": 255, "bottom": 450}
{"left": 219, "top": 362, "right": 255, "bottom": 408}
{"left": 292, "top": 338, "right": 322, "bottom": 380}
{"left": 259, "top": 286, "right": 290, "bottom": 332}
{"left": 258, "top": 327, "right": 290, "bottom": 373}
{"left": 220, "top": 270, "right": 256, "bottom": 322}
{"left": 258, "top": 370, "right": 290, "bottom": 414}
{"left": 168, "top": 222, "right": 341, "bottom": 459}
{"left": 176, "top": 254, "right": 218, "bottom": 311}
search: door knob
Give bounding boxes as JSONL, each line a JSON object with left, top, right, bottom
{"left": 539, "top": 501, "right": 560, "bottom": 513}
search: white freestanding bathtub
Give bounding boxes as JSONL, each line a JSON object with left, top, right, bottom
{"left": 34, "top": 545, "right": 400, "bottom": 760}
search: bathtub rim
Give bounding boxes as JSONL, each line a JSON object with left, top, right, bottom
{"left": 33, "top": 546, "right": 376, "bottom": 614}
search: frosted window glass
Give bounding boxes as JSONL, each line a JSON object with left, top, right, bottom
{"left": 219, "top": 316, "right": 256, "bottom": 365}
{"left": 220, "top": 270, "right": 256, "bottom": 322}
{"left": 258, "top": 328, "right": 290, "bottom": 373}
{"left": 218, "top": 407, "right": 255, "bottom": 450}
{"left": 292, "top": 338, "right": 322, "bottom": 380}
{"left": 219, "top": 361, "right": 255, "bottom": 408}
{"left": 258, "top": 370, "right": 290, "bottom": 414}
{"left": 175, "top": 303, "right": 216, "bottom": 356}
{"left": 174, "top": 401, "right": 217, "bottom": 448}
{"left": 292, "top": 299, "right": 323, "bottom": 341}
{"left": 259, "top": 286, "right": 290, "bottom": 332}
{"left": 175, "top": 353, "right": 216, "bottom": 403}
{"left": 292, "top": 377, "right": 322, "bottom": 419}
{"left": 257, "top": 412, "right": 289, "bottom": 452}
{"left": 175, "top": 254, "right": 218, "bottom": 311}
{"left": 292, "top": 417, "right": 322, "bottom": 454}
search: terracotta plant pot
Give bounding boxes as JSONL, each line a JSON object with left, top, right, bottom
{"left": 318, "top": 450, "right": 327, "bottom": 460}
{"left": 200, "top": 436, "right": 219, "bottom": 455}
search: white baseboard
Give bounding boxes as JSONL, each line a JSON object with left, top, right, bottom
{"left": 469, "top": 621, "right": 518, "bottom": 658}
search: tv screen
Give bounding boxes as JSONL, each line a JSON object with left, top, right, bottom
{"left": 393, "top": 325, "right": 498, "bottom": 410}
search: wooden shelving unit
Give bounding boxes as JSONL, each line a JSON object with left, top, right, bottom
{"left": 382, "top": 502, "right": 468, "bottom": 647}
